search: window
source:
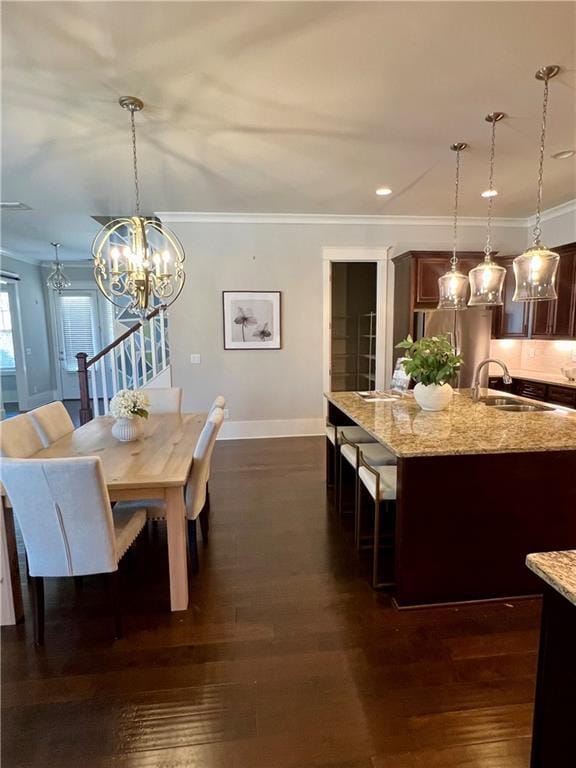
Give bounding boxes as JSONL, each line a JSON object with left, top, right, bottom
{"left": 0, "top": 290, "right": 16, "bottom": 370}
{"left": 58, "top": 294, "right": 97, "bottom": 371}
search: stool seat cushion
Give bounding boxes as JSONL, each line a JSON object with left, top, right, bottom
{"left": 358, "top": 465, "right": 397, "bottom": 501}
{"left": 341, "top": 442, "right": 397, "bottom": 468}
{"left": 325, "top": 425, "right": 376, "bottom": 445}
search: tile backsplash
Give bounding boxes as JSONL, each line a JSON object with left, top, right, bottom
{"left": 490, "top": 339, "right": 576, "bottom": 376}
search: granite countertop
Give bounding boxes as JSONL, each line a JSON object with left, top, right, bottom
{"left": 489, "top": 368, "right": 576, "bottom": 390}
{"left": 526, "top": 551, "right": 576, "bottom": 607}
{"left": 325, "top": 389, "right": 576, "bottom": 457}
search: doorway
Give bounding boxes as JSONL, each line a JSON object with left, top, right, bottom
{"left": 0, "top": 280, "right": 27, "bottom": 416}
{"left": 53, "top": 289, "right": 113, "bottom": 399}
{"left": 322, "top": 247, "right": 391, "bottom": 397}
{"left": 331, "top": 262, "right": 377, "bottom": 392}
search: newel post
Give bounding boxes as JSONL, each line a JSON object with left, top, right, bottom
{"left": 76, "top": 352, "right": 93, "bottom": 425}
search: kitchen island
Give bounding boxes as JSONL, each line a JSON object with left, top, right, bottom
{"left": 326, "top": 389, "right": 576, "bottom": 606}
{"left": 527, "top": 551, "right": 576, "bottom": 768}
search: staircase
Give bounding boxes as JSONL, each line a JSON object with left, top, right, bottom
{"left": 76, "top": 305, "right": 170, "bottom": 425}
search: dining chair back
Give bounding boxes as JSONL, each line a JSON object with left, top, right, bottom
{"left": 28, "top": 401, "right": 74, "bottom": 447}
{"left": 0, "top": 413, "right": 43, "bottom": 457}
{"left": 210, "top": 395, "right": 226, "bottom": 412}
{"left": 143, "top": 387, "right": 182, "bottom": 414}
{"left": 1, "top": 456, "right": 118, "bottom": 577}
{"left": 185, "top": 407, "right": 224, "bottom": 522}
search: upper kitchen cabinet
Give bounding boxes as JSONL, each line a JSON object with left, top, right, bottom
{"left": 406, "top": 251, "right": 484, "bottom": 310}
{"left": 493, "top": 256, "right": 530, "bottom": 338}
{"left": 530, "top": 243, "right": 576, "bottom": 339}
{"left": 493, "top": 244, "right": 576, "bottom": 340}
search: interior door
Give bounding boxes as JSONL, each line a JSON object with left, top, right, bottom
{"left": 55, "top": 290, "right": 103, "bottom": 399}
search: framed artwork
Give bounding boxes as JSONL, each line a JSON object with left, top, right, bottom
{"left": 222, "top": 291, "right": 282, "bottom": 350}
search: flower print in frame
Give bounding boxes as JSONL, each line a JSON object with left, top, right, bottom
{"left": 222, "top": 291, "right": 281, "bottom": 349}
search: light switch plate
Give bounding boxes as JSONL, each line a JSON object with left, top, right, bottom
{"left": 190, "top": 354, "right": 201, "bottom": 364}
{"left": 223, "top": 409, "right": 230, "bottom": 419}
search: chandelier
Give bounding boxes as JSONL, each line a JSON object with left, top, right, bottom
{"left": 92, "top": 97, "right": 185, "bottom": 316}
{"left": 468, "top": 113, "right": 507, "bottom": 306}
{"left": 513, "top": 66, "right": 561, "bottom": 302}
{"left": 438, "top": 143, "right": 469, "bottom": 310}
{"left": 46, "top": 242, "right": 71, "bottom": 294}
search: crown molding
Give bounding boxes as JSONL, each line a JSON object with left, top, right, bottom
{"left": 39, "top": 259, "right": 92, "bottom": 269}
{"left": 156, "top": 211, "right": 528, "bottom": 228}
{"left": 526, "top": 198, "right": 576, "bottom": 228}
{"left": 0, "top": 248, "right": 42, "bottom": 265}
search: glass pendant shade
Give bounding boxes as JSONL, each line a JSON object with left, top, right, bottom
{"left": 512, "top": 245, "right": 559, "bottom": 302}
{"left": 468, "top": 259, "right": 506, "bottom": 306}
{"left": 92, "top": 216, "right": 185, "bottom": 315}
{"left": 46, "top": 242, "right": 71, "bottom": 294}
{"left": 438, "top": 268, "right": 469, "bottom": 310}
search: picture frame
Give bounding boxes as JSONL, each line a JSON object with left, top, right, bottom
{"left": 222, "top": 291, "right": 282, "bottom": 350}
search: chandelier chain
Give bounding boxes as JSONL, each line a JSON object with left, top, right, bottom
{"left": 533, "top": 75, "right": 549, "bottom": 246}
{"left": 484, "top": 118, "right": 497, "bottom": 259}
{"left": 129, "top": 109, "right": 141, "bottom": 217}
{"left": 451, "top": 147, "right": 461, "bottom": 271}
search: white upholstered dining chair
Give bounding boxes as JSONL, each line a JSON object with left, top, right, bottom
{"left": 135, "top": 407, "right": 225, "bottom": 571}
{"left": 0, "top": 456, "right": 147, "bottom": 644}
{"left": 0, "top": 413, "right": 44, "bottom": 458}
{"left": 142, "top": 387, "right": 183, "bottom": 414}
{"left": 28, "top": 401, "right": 75, "bottom": 447}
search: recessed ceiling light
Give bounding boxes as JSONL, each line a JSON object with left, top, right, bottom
{"left": 481, "top": 189, "right": 498, "bottom": 198}
{"left": 0, "top": 201, "right": 31, "bottom": 210}
{"left": 552, "top": 149, "right": 575, "bottom": 160}
{"left": 375, "top": 187, "right": 392, "bottom": 196}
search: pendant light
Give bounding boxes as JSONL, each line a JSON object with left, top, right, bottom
{"left": 513, "top": 66, "right": 561, "bottom": 302}
{"left": 46, "top": 242, "right": 71, "bottom": 294}
{"left": 92, "top": 97, "right": 185, "bottom": 317}
{"left": 468, "top": 113, "right": 507, "bottom": 306}
{"left": 438, "top": 143, "right": 468, "bottom": 310}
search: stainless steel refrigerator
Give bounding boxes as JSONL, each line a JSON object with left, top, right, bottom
{"left": 416, "top": 308, "right": 493, "bottom": 388}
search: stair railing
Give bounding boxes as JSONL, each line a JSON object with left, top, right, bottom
{"left": 76, "top": 305, "right": 168, "bottom": 425}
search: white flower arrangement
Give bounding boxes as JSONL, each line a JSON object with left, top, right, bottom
{"left": 110, "top": 389, "right": 149, "bottom": 420}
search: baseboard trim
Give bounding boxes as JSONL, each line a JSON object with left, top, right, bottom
{"left": 218, "top": 417, "right": 324, "bottom": 440}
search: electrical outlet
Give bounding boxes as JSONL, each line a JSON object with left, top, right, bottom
{"left": 223, "top": 408, "right": 230, "bottom": 420}
{"left": 25, "top": 347, "right": 32, "bottom": 356}
{"left": 190, "top": 354, "right": 201, "bottom": 364}
{"left": 571, "top": 349, "right": 576, "bottom": 362}
{"left": 527, "top": 348, "right": 535, "bottom": 359}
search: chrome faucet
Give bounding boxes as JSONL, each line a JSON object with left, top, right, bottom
{"left": 472, "top": 358, "right": 513, "bottom": 401}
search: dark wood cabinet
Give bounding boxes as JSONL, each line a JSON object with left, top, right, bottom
{"left": 413, "top": 254, "right": 480, "bottom": 309}
{"left": 494, "top": 243, "right": 576, "bottom": 340}
{"left": 531, "top": 243, "right": 576, "bottom": 339}
{"left": 490, "top": 375, "right": 576, "bottom": 408}
{"left": 492, "top": 256, "right": 531, "bottom": 338}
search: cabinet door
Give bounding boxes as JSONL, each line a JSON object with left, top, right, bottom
{"left": 493, "top": 257, "right": 530, "bottom": 338}
{"left": 547, "top": 385, "right": 576, "bottom": 408}
{"left": 529, "top": 244, "right": 576, "bottom": 339}
{"left": 413, "top": 254, "right": 481, "bottom": 309}
{"left": 514, "top": 379, "right": 547, "bottom": 401}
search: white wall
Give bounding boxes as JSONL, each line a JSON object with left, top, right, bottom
{"left": 165, "top": 214, "right": 528, "bottom": 437}
{"left": 536, "top": 202, "right": 576, "bottom": 249}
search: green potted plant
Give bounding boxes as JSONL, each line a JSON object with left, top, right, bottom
{"left": 396, "top": 335, "right": 463, "bottom": 411}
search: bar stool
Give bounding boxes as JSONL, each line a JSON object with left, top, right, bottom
{"left": 357, "top": 449, "right": 397, "bottom": 589}
{"left": 338, "top": 432, "right": 396, "bottom": 517}
{"left": 325, "top": 421, "right": 376, "bottom": 489}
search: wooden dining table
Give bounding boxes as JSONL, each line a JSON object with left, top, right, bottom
{"left": 5, "top": 412, "right": 206, "bottom": 617}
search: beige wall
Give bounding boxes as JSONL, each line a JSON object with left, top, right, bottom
{"left": 166, "top": 217, "right": 527, "bottom": 434}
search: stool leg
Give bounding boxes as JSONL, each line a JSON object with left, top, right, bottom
{"left": 372, "top": 495, "right": 381, "bottom": 590}
{"left": 188, "top": 518, "right": 199, "bottom": 575}
{"left": 354, "top": 466, "right": 362, "bottom": 549}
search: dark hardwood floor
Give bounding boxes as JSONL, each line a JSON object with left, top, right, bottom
{"left": 2, "top": 437, "right": 540, "bottom": 767}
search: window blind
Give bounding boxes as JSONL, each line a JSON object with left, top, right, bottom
{"left": 59, "top": 294, "right": 96, "bottom": 371}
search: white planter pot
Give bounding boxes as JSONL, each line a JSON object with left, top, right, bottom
{"left": 413, "top": 382, "right": 453, "bottom": 412}
{"left": 111, "top": 417, "right": 143, "bottom": 442}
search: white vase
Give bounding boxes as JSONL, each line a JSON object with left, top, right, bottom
{"left": 111, "top": 417, "right": 142, "bottom": 442}
{"left": 413, "top": 382, "right": 453, "bottom": 412}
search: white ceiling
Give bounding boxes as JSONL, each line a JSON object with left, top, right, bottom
{"left": 1, "top": 1, "right": 575, "bottom": 260}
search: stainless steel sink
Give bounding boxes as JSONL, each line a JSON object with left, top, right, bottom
{"left": 478, "top": 396, "right": 519, "bottom": 406}
{"left": 494, "top": 403, "right": 555, "bottom": 413}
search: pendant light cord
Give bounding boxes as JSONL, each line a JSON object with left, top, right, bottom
{"left": 129, "top": 108, "right": 141, "bottom": 217}
{"left": 451, "top": 148, "right": 461, "bottom": 272}
{"left": 484, "top": 119, "right": 497, "bottom": 260}
{"left": 533, "top": 75, "right": 549, "bottom": 247}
